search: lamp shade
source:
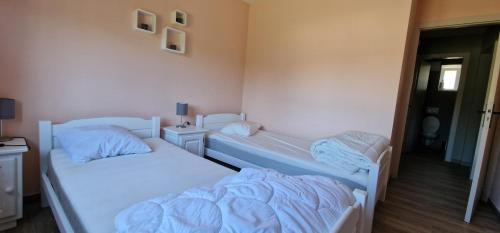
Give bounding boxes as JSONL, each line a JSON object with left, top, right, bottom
{"left": 176, "top": 102, "right": 188, "bottom": 116}
{"left": 0, "top": 98, "right": 15, "bottom": 120}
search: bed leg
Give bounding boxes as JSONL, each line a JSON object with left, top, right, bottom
{"left": 379, "top": 152, "right": 392, "bottom": 203}
{"left": 379, "top": 185, "right": 388, "bottom": 202}
{"left": 366, "top": 164, "right": 380, "bottom": 233}
{"left": 353, "top": 189, "right": 367, "bottom": 233}
{"left": 364, "top": 198, "right": 375, "bottom": 233}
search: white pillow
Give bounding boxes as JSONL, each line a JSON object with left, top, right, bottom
{"left": 55, "top": 125, "right": 152, "bottom": 163}
{"left": 220, "top": 121, "right": 262, "bottom": 137}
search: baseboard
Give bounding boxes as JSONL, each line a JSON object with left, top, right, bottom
{"left": 489, "top": 200, "right": 500, "bottom": 220}
{"left": 450, "top": 159, "right": 472, "bottom": 167}
{"left": 23, "top": 193, "right": 41, "bottom": 203}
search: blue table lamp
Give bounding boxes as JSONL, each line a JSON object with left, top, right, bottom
{"left": 176, "top": 102, "right": 188, "bottom": 128}
{"left": 0, "top": 98, "right": 15, "bottom": 142}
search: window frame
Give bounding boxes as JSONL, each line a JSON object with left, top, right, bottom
{"left": 438, "top": 64, "right": 462, "bottom": 92}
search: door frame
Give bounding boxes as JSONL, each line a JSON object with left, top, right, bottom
{"left": 442, "top": 54, "right": 470, "bottom": 163}
{"left": 402, "top": 58, "right": 430, "bottom": 154}
{"left": 419, "top": 14, "right": 500, "bottom": 31}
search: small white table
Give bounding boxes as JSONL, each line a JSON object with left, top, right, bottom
{"left": 162, "top": 126, "right": 209, "bottom": 157}
{"left": 0, "top": 138, "right": 28, "bottom": 231}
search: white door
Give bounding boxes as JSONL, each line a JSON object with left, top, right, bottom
{"left": 465, "top": 32, "right": 500, "bottom": 223}
{"left": 403, "top": 60, "right": 431, "bottom": 153}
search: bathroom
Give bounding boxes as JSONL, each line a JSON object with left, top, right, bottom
{"left": 419, "top": 59, "right": 462, "bottom": 153}
{"left": 403, "top": 25, "right": 498, "bottom": 167}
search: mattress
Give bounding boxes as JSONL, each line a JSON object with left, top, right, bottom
{"left": 48, "top": 138, "right": 235, "bottom": 233}
{"left": 206, "top": 131, "right": 368, "bottom": 189}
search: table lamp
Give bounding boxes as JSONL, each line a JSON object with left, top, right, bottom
{"left": 176, "top": 102, "right": 188, "bottom": 128}
{"left": 0, "top": 98, "right": 15, "bottom": 142}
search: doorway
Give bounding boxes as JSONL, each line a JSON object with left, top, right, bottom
{"left": 401, "top": 25, "right": 500, "bottom": 224}
{"left": 403, "top": 26, "right": 498, "bottom": 165}
{"left": 404, "top": 56, "right": 468, "bottom": 160}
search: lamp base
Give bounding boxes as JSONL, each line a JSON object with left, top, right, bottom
{"left": 176, "top": 125, "right": 187, "bottom": 128}
{"left": 0, "top": 136, "right": 13, "bottom": 142}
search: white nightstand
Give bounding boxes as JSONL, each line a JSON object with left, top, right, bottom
{"left": 0, "top": 138, "right": 28, "bottom": 231}
{"left": 162, "top": 126, "right": 209, "bottom": 157}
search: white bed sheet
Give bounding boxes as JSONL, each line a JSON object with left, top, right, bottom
{"left": 207, "top": 130, "right": 369, "bottom": 187}
{"left": 48, "top": 138, "right": 235, "bottom": 233}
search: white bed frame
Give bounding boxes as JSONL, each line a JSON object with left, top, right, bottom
{"left": 38, "top": 117, "right": 161, "bottom": 233}
{"left": 38, "top": 116, "right": 366, "bottom": 233}
{"left": 196, "top": 113, "right": 392, "bottom": 233}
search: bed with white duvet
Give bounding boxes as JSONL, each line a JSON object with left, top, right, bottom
{"left": 39, "top": 117, "right": 367, "bottom": 233}
{"left": 116, "top": 168, "right": 363, "bottom": 233}
{"left": 206, "top": 130, "right": 370, "bottom": 188}
{"left": 196, "top": 113, "right": 392, "bottom": 233}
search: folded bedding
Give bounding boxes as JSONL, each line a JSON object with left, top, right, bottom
{"left": 115, "top": 168, "right": 355, "bottom": 233}
{"left": 311, "top": 131, "right": 389, "bottom": 173}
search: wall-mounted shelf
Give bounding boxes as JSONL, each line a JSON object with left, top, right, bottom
{"left": 133, "top": 9, "right": 156, "bottom": 34}
{"left": 161, "top": 26, "right": 186, "bottom": 54}
{"left": 171, "top": 9, "right": 188, "bottom": 27}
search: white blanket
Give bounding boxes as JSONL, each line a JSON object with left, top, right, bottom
{"left": 310, "top": 131, "right": 389, "bottom": 173}
{"left": 115, "top": 168, "right": 355, "bottom": 233}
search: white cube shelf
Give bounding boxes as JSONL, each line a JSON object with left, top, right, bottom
{"left": 161, "top": 26, "right": 186, "bottom": 54}
{"left": 133, "top": 9, "right": 156, "bottom": 34}
{"left": 171, "top": 9, "right": 188, "bottom": 27}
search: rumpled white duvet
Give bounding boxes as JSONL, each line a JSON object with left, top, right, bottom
{"left": 310, "top": 131, "right": 389, "bottom": 174}
{"left": 115, "top": 168, "right": 355, "bottom": 233}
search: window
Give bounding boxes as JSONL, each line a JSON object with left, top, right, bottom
{"left": 439, "top": 64, "right": 462, "bottom": 91}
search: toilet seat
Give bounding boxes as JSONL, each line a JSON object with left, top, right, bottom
{"left": 422, "top": 116, "right": 440, "bottom": 138}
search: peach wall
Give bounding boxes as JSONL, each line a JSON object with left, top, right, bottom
{"left": 417, "top": 0, "right": 500, "bottom": 25}
{"left": 242, "top": 0, "right": 413, "bottom": 140}
{"left": 0, "top": 0, "right": 249, "bottom": 195}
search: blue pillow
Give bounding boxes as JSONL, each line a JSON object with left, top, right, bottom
{"left": 55, "top": 125, "right": 152, "bottom": 163}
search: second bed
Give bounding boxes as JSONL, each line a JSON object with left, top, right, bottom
{"left": 196, "top": 113, "right": 392, "bottom": 233}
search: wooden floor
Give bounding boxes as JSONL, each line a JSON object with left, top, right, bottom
{"left": 373, "top": 153, "right": 500, "bottom": 233}
{"left": 2, "top": 153, "right": 500, "bottom": 233}
{"left": 1, "top": 201, "right": 58, "bottom": 233}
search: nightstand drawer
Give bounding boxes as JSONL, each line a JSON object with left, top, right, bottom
{"left": 0, "top": 156, "right": 18, "bottom": 219}
{"left": 0, "top": 138, "right": 27, "bottom": 230}
{"left": 180, "top": 134, "right": 204, "bottom": 156}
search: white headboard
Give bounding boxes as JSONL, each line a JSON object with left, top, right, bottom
{"left": 196, "top": 113, "right": 246, "bottom": 130}
{"left": 38, "top": 117, "right": 161, "bottom": 174}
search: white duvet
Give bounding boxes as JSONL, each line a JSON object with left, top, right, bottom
{"left": 115, "top": 168, "right": 355, "bottom": 233}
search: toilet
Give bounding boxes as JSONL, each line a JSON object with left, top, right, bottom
{"left": 422, "top": 115, "right": 440, "bottom": 146}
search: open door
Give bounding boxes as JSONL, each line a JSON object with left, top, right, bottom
{"left": 403, "top": 59, "right": 431, "bottom": 153}
{"left": 465, "top": 32, "right": 500, "bottom": 223}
